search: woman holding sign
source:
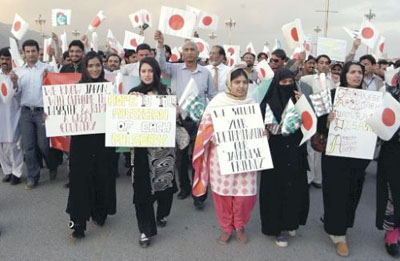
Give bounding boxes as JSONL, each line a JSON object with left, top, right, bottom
{"left": 193, "top": 68, "right": 258, "bottom": 245}
{"left": 128, "top": 57, "right": 178, "bottom": 248}
{"left": 259, "top": 68, "right": 309, "bottom": 248}
{"left": 66, "top": 52, "right": 116, "bottom": 239}
{"left": 319, "top": 62, "right": 370, "bottom": 257}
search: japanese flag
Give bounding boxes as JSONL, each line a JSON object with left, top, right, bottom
{"left": 51, "top": 9, "right": 71, "bottom": 27}
{"left": 11, "top": 13, "right": 29, "bottom": 40}
{"left": 60, "top": 31, "right": 68, "bottom": 53}
{"left": 158, "top": 6, "right": 197, "bottom": 39}
{"left": 107, "top": 29, "right": 124, "bottom": 56}
{"left": 9, "top": 38, "right": 24, "bottom": 68}
{"left": 170, "top": 47, "right": 181, "bottom": 62}
{"left": 282, "top": 18, "right": 305, "bottom": 49}
{"left": 115, "top": 72, "right": 123, "bottom": 94}
{"left": 246, "top": 42, "right": 256, "bottom": 55}
{"left": 192, "top": 37, "right": 209, "bottom": 59}
{"left": 291, "top": 47, "right": 303, "bottom": 60}
{"left": 343, "top": 27, "right": 359, "bottom": 39}
{"left": 367, "top": 92, "right": 400, "bottom": 141}
{"left": 295, "top": 95, "right": 317, "bottom": 146}
{"left": 0, "top": 76, "right": 14, "bottom": 104}
{"left": 91, "top": 32, "right": 99, "bottom": 52}
{"left": 123, "top": 30, "right": 144, "bottom": 50}
{"left": 375, "top": 36, "right": 385, "bottom": 58}
{"left": 359, "top": 19, "right": 380, "bottom": 49}
{"left": 88, "top": 10, "right": 106, "bottom": 32}
{"left": 262, "top": 45, "right": 271, "bottom": 58}
{"left": 129, "top": 10, "right": 143, "bottom": 28}
{"left": 255, "top": 59, "right": 274, "bottom": 81}
{"left": 385, "top": 68, "right": 400, "bottom": 87}
{"left": 223, "top": 44, "right": 241, "bottom": 67}
{"left": 43, "top": 38, "right": 52, "bottom": 62}
{"left": 303, "top": 40, "right": 312, "bottom": 57}
{"left": 197, "top": 12, "right": 218, "bottom": 31}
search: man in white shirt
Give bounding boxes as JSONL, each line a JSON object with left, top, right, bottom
{"left": 12, "top": 40, "right": 57, "bottom": 189}
{"left": 120, "top": 44, "right": 151, "bottom": 77}
{"left": 206, "top": 45, "right": 230, "bottom": 93}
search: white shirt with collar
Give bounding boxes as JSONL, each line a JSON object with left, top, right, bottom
{"left": 300, "top": 73, "right": 336, "bottom": 94}
{"left": 206, "top": 63, "right": 230, "bottom": 93}
{"left": 120, "top": 62, "right": 140, "bottom": 77}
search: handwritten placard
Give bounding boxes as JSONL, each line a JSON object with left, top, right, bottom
{"left": 43, "top": 82, "right": 113, "bottom": 137}
{"left": 317, "top": 37, "right": 347, "bottom": 62}
{"left": 105, "top": 95, "right": 176, "bottom": 147}
{"left": 211, "top": 104, "right": 273, "bottom": 175}
{"left": 326, "top": 87, "right": 382, "bottom": 159}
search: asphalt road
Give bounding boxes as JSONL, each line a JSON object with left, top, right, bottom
{"left": 0, "top": 159, "right": 393, "bottom": 261}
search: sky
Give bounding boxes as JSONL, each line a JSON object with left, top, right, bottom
{"left": 1, "top": 0, "right": 399, "bottom": 58}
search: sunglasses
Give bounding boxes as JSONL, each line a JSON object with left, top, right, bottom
{"left": 269, "top": 58, "right": 280, "bottom": 64}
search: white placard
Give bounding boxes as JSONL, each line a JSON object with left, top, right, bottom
{"left": 43, "top": 82, "right": 113, "bottom": 137}
{"left": 105, "top": 95, "right": 176, "bottom": 147}
{"left": 211, "top": 104, "right": 274, "bottom": 175}
{"left": 326, "top": 87, "right": 382, "bottom": 159}
{"left": 317, "top": 37, "right": 347, "bottom": 62}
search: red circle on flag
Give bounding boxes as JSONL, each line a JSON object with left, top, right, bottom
{"left": 118, "top": 83, "right": 123, "bottom": 94}
{"left": 197, "top": 42, "right": 204, "bottom": 52}
{"left": 382, "top": 108, "right": 395, "bottom": 127}
{"left": 47, "top": 45, "right": 52, "bottom": 55}
{"left": 1, "top": 83, "right": 7, "bottom": 97}
{"left": 134, "top": 15, "right": 139, "bottom": 23}
{"left": 169, "top": 14, "right": 185, "bottom": 30}
{"left": 14, "top": 21, "right": 21, "bottom": 31}
{"left": 293, "top": 53, "right": 300, "bottom": 59}
{"left": 170, "top": 54, "right": 178, "bottom": 62}
{"left": 379, "top": 42, "right": 385, "bottom": 53}
{"left": 361, "top": 27, "right": 374, "bottom": 39}
{"left": 146, "top": 14, "right": 150, "bottom": 22}
{"left": 130, "top": 38, "right": 138, "bottom": 47}
{"left": 229, "top": 58, "right": 234, "bottom": 66}
{"left": 392, "top": 73, "right": 399, "bottom": 87}
{"left": 227, "top": 47, "right": 235, "bottom": 55}
{"left": 202, "top": 16, "right": 212, "bottom": 26}
{"left": 91, "top": 17, "right": 101, "bottom": 27}
{"left": 260, "top": 68, "right": 266, "bottom": 78}
{"left": 301, "top": 111, "right": 313, "bottom": 131}
{"left": 111, "top": 47, "right": 118, "bottom": 54}
{"left": 291, "top": 27, "right": 299, "bottom": 42}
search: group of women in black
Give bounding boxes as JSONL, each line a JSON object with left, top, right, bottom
{"left": 66, "top": 52, "right": 400, "bottom": 258}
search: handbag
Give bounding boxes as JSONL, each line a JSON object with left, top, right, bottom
{"left": 311, "top": 132, "right": 327, "bottom": 153}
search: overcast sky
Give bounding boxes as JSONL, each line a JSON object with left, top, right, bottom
{"left": 1, "top": 0, "right": 399, "bottom": 57}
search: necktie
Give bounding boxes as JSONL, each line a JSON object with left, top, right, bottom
{"left": 213, "top": 66, "right": 219, "bottom": 91}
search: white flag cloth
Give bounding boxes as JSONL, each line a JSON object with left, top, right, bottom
{"left": 343, "top": 27, "right": 359, "bottom": 39}
{"left": 60, "top": 31, "right": 68, "bottom": 53}
{"left": 359, "top": 19, "right": 380, "bottom": 49}
{"left": 186, "top": 5, "right": 202, "bottom": 18}
{"left": 367, "top": 92, "right": 400, "bottom": 141}
{"left": 255, "top": 60, "right": 274, "bottom": 81}
{"left": 91, "top": 32, "right": 99, "bottom": 52}
{"left": 291, "top": 47, "right": 302, "bottom": 60}
{"left": 178, "top": 78, "right": 205, "bottom": 121}
{"left": 141, "top": 9, "right": 152, "bottom": 27}
{"left": 11, "top": 13, "right": 29, "bottom": 40}
{"left": 385, "top": 68, "right": 400, "bottom": 87}
{"left": 282, "top": 18, "right": 305, "bottom": 49}
{"left": 224, "top": 45, "right": 241, "bottom": 67}
{"left": 51, "top": 9, "right": 71, "bottom": 27}
{"left": 107, "top": 29, "right": 124, "bottom": 55}
{"left": 295, "top": 95, "right": 317, "bottom": 146}
{"left": 197, "top": 12, "right": 218, "bottom": 31}
{"left": 43, "top": 38, "right": 52, "bottom": 62}
{"left": 123, "top": 31, "right": 144, "bottom": 50}
{"left": 0, "top": 75, "right": 15, "bottom": 104}
{"left": 262, "top": 45, "right": 271, "bottom": 58}
{"left": 246, "top": 42, "right": 256, "bottom": 55}
{"left": 158, "top": 6, "right": 196, "bottom": 39}
{"left": 170, "top": 47, "right": 181, "bottom": 62}
{"left": 9, "top": 38, "right": 24, "bottom": 68}
{"left": 191, "top": 38, "right": 209, "bottom": 59}
{"left": 129, "top": 9, "right": 152, "bottom": 28}
{"left": 88, "top": 10, "right": 106, "bottom": 32}
{"left": 375, "top": 36, "right": 385, "bottom": 58}
{"left": 303, "top": 40, "right": 312, "bottom": 57}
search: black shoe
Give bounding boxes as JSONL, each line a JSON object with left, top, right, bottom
{"left": 10, "top": 175, "right": 21, "bottom": 185}
{"left": 139, "top": 233, "right": 150, "bottom": 248}
{"left": 93, "top": 216, "right": 106, "bottom": 227}
{"left": 64, "top": 182, "right": 70, "bottom": 188}
{"left": 69, "top": 221, "right": 85, "bottom": 239}
{"left": 49, "top": 169, "right": 57, "bottom": 181}
{"left": 194, "top": 199, "right": 205, "bottom": 210}
{"left": 71, "top": 229, "right": 85, "bottom": 239}
{"left": 385, "top": 243, "right": 400, "bottom": 257}
{"left": 157, "top": 217, "right": 167, "bottom": 227}
{"left": 177, "top": 190, "right": 190, "bottom": 200}
{"left": 320, "top": 216, "right": 324, "bottom": 224}
{"left": 2, "top": 174, "right": 11, "bottom": 183}
{"left": 311, "top": 182, "right": 322, "bottom": 189}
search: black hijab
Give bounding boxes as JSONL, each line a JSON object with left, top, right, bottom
{"left": 129, "top": 57, "right": 168, "bottom": 95}
{"left": 79, "top": 51, "right": 106, "bottom": 83}
{"left": 260, "top": 68, "right": 297, "bottom": 122}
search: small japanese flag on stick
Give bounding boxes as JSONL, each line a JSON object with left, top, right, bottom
{"left": 170, "top": 47, "right": 181, "bottom": 62}
{"left": 295, "top": 95, "right": 317, "bottom": 145}
{"left": 197, "top": 12, "right": 218, "bottom": 31}
{"left": 375, "top": 36, "right": 385, "bottom": 58}
{"left": 88, "top": 11, "right": 106, "bottom": 32}
{"left": 158, "top": 6, "right": 197, "bottom": 39}
{"left": 246, "top": 42, "right": 256, "bottom": 55}
{"left": 123, "top": 31, "right": 144, "bottom": 50}
{"left": 11, "top": 13, "right": 29, "bottom": 40}
{"left": 359, "top": 19, "right": 380, "bottom": 49}
{"left": 385, "top": 68, "right": 400, "bottom": 87}
{"left": 255, "top": 60, "right": 274, "bottom": 81}
{"left": 223, "top": 44, "right": 241, "bottom": 67}
{"left": 0, "top": 76, "right": 15, "bottom": 104}
{"left": 282, "top": 18, "right": 305, "bottom": 49}
{"left": 9, "top": 38, "right": 24, "bottom": 68}
{"left": 43, "top": 38, "right": 52, "bottom": 62}
{"left": 191, "top": 37, "right": 209, "bottom": 59}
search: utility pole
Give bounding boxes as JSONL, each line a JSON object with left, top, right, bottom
{"left": 315, "top": 0, "right": 338, "bottom": 37}
{"left": 314, "top": 26, "right": 322, "bottom": 55}
{"left": 225, "top": 18, "right": 236, "bottom": 44}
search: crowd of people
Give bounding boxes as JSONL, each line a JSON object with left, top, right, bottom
{"left": 1, "top": 28, "right": 400, "bottom": 259}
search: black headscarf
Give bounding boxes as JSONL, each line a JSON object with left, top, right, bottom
{"left": 79, "top": 51, "right": 106, "bottom": 83}
{"left": 260, "top": 68, "right": 297, "bottom": 122}
{"left": 339, "top": 61, "right": 365, "bottom": 89}
{"left": 129, "top": 57, "right": 168, "bottom": 95}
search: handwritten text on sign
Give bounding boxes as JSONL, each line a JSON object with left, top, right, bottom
{"left": 326, "top": 87, "right": 382, "bottom": 160}
{"left": 43, "top": 82, "right": 113, "bottom": 137}
{"left": 105, "top": 95, "right": 176, "bottom": 147}
{"left": 211, "top": 104, "right": 273, "bottom": 175}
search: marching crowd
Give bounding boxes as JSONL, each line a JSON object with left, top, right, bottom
{"left": 1, "top": 28, "right": 400, "bottom": 259}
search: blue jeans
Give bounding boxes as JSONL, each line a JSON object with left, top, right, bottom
{"left": 19, "top": 108, "right": 52, "bottom": 183}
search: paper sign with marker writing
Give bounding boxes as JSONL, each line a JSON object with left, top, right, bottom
{"left": 105, "top": 95, "right": 176, "bottom": 148}
{"left": 211, "top": 104, "right": 273, "bottom": 175}
{"left": 43, "top": 82, "right": 113, "bottom": 137}
{"left": 326, "top": 87, "right": 382, "bottom": 160}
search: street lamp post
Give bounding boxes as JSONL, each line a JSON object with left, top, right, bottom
{"left": 314, "top": 26, "right": 322, "bottom": 55}
{"left": 35, "top": 14, "right": 46, "bottom": 41}
{"left": 72, "top": 30, "right": 81, "bottom": 39}
{"left": 208, "top": 32, "right": 217, "bottom": 45}
{"left": 225, "top": 18, "right": 236, "bottom": 44}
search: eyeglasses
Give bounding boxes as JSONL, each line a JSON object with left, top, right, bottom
{"left": 269, "top": 58, "right": 280, "bottom": 64}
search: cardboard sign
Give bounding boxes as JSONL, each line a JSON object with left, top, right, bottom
{"left": 211, "top": 103, "right": 274, "bottom": 175}
{"left": 43, "top": 82, "right": 113, "bottom": 137}
{"left": 326, "top": 87, "right": 382, "bottom": 159}
{"left": 317, "top": 37, "right": 347, "bottom": 62}
{"left": 105, "top": 95, "right": 176, "bottom": 147}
